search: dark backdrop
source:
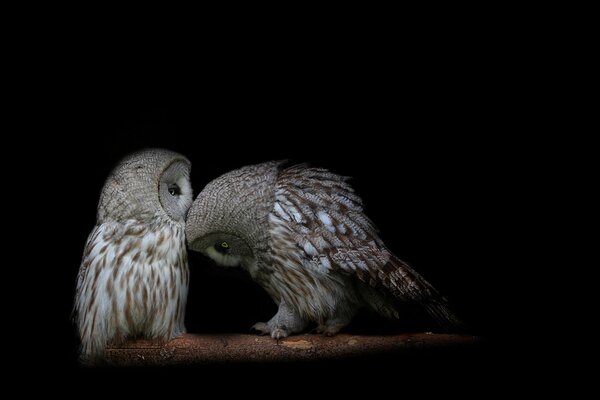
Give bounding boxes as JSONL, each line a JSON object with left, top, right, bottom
{"left": 28, "top": 34, "right": 524, "bottom": 380}
{"left": 46, "top": 93, "right": 512, "bottom": 369}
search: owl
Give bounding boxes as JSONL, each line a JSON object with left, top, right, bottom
{"left": 186, "top": 162, "right": 460, "bottom": 339}
{"left": 74, "top": 149, "right": 192, "bottom": 361}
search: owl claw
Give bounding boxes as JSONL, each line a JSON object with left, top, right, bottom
{"left": 251, "top": 322, "right": 270, "bottom": 335}
{"left": 251, "top": 322, "right": 291, "bottom": 340}
{"left": 271, "top": 328, "right": 289, "bottom": 340}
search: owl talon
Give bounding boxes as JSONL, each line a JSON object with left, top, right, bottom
{"left": 271, "top": 328, "right": 289, "bottom": 340}
{"left": 251, "top": 322, "right": 270, "bottom": 335}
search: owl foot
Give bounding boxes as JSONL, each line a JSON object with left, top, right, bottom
{"left": 250, "top": 322, "right": 270, "bottom": 335}
{"left": 251, "top": 322, "right": 291, "bottom": 340}
{"left": 252, "top": 302, "right": 308, "bottom": 340}
{"left": 271, "top": 327, "right": 289, "bottom": 340}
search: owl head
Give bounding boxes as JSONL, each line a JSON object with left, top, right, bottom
{"left": 185, "top": 161, "right": 283, "bottom": 267}
{"left": 97, "top": 148, "right": 193, "bottom": 223}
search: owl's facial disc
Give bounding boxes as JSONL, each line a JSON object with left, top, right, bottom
{"left": 159, "top": 161, "right": 193, "bottom": 222}
{"left": 205, "top": 241, "right": 243, "bottom": 267}
{"left": 189, "top": 233, "right": 253, "bottom": 268}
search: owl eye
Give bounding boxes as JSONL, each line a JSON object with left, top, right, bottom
{"left": 168, "top": 183, "right": 181, "bottom": 196}
{"left": 215, "top": 241, "right": 229, "bottom": 254}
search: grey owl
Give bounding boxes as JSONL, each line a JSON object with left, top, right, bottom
{"left": 74, "top": 149, "right": 192, "bottom": 361}
{"left": 186, "top": 162, "right": 460, "bottom": 339}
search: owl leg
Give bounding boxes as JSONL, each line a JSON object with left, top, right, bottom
{"left": 251, "top": 301, "right": 308, "bottom": 340}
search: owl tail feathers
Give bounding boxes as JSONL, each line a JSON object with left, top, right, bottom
{"left": 382, "top": 254, "right": 465, "bottom": 331}
{"left": 422, "top": 297, "right": 465, "bottom": 332}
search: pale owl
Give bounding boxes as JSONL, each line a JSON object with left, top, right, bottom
{"left": 185, "top": 162, "right": 460, "bottom": 339}
{"left": 74, "top": 149, "right": 192, "bottom": 361}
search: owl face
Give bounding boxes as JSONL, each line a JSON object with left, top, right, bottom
{"left": 186, "top": 161, "right": 282, "bottom": 268}
{"left": 158, "top": 160, "right": 193, "bottom": 221}
{"left": 189, "top": 232, "right": 253, "bottom": 267}
{"left": 98, "top": 149, "right": 193, "bottom": 223}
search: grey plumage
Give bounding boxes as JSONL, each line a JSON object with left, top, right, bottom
{"left": 74, "top": 149, "right": 192, "bottom": 361}
{"left": 186, "top": 161, "right": 460, "bottom": 339}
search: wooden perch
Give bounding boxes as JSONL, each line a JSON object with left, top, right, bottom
{"left": 103, "top": 333, "right": 479, "bottom": 366}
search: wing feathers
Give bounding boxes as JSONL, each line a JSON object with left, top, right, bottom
{"left": 276, "top": 164, "right": 462, "bottom": 329}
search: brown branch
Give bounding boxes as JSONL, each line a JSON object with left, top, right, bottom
{"left": 103, "top": 333, "right": 480, "bottom": 366}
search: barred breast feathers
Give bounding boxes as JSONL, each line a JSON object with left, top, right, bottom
{"left": 74, "top": 217, "right": 189, "bottom": 360}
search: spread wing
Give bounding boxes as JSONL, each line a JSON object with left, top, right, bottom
{"left": 274, "top": 165, "right": 461, "bottom": 328}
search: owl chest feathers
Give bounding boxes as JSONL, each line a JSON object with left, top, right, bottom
{"left": 75, "top": 218, "right": 189, "bottom": 357}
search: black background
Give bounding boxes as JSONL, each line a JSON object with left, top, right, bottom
{"left": 51, "top": 98, "right": 510, "bottom": 367}
{"left": 25, "top": 26, "right": 529, "bottom": 385}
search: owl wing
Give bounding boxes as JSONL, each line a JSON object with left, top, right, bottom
{"left": 275, "top": 165, "right": 461, "bottom": 328}
{"left": 75, "top": 224, "right": 105, "bottom": 302}
{"left": 74, "top": 222, "right": 128, "bottom": 305}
